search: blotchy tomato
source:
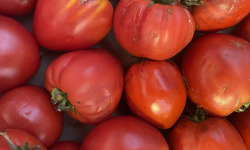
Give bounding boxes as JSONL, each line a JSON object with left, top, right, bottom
{"left": 45, "top": 49, "right": 124, "bottom": 124}
{"left": 230, "top": 108, "right": 250, "bottom": 149}
{"left": 0, "top": 15, "right": 40, "bottom": 94}
{"left": 33, "top": 0, "right": 113, "bottom": 51}
{"left": 0, "top": 129, "right": 47, "bottom": 150}
{"left": 168, "top": 117, "right": 247, "bottom": 150}
{"left": 0, "top": 0, "right": 37, "bottom": 16}
{"left": 233, "top": 14, "right": 250, "bottom": 42}
{"left": 81, "top": 115, "right": 169, "bottom": 150}
{"left": 0, "top": 85, "right": 64, "bottom": 147}
{"left": 182, "top": 33, "right": 250, "bottom": 116}
{"left": 191, "top": 0, "right": 250, "bottom": 31}
{"left": 125, "top": 60, "right": 186, "bottom": 129}
{"left": 113, "top": 0, "right": 195, "bottom": 60}
{"left": 49, "top": 141, "right": 81, "bottom": 150}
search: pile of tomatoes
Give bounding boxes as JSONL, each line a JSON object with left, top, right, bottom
{"left": 0, "top": 0, "right": 249, "bottom": 149}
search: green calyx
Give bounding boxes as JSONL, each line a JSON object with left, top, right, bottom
{"left": 0, "top": 132, "right": 41, "bottom": 150}
{"left": 150, "top": 0, "right": 175, "bottom": 5}
{"left": 183, "top": 106, "right": 208, "bottom": 123}
{"left": 51, "top": 88, "right": 75, "bottom": 114}
{"left": 181, "top": 0, "right": 203, "bottom": 6}
{"left": 235, "top": 102, "right": 250, "bottom": 113}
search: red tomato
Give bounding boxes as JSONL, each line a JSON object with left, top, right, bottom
{"left": 125, "top": 60, "right": 186, "bottom": 129}
{"left": 113, "top": 0, "right": 195, "bottom": 60}
{"left": 168, "top": 117, "right": 247, "bottom": 150}
{"left": 44, "top": 49, "right": 124, "bottom": 124}
{"left": 230, "top": 108, "right": 250, "bottom": 149}
{"left": 0, "top": 15, "right": 40, "bottom": 94}
{"left": 182, "top": 33, "right": 250, "bottom": 116}
{"left": 0, "top": 85, "right": 64, "bottom": 147}
{"left": 232, "top": 14, "right": 250, "bottom": 42}
{"left": 49, "top": 141, "right": 81, "bottom": 150}
{"left": 0, "top": 129, "right": 47, "bottom": 150}
{"left": 81, "top": 115, "right": 169, "bottom": 150}
{"left": 0, "top": 0, "right": 37, "bottom": 16}
{"left": 190, "top": 0, "right": 250, "bottom": 31}
{"left": 33, "top": 0, "right": 113, "bottom": 51}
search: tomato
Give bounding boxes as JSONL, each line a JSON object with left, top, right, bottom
{"left": 81, "top": 115, "right": 169, "bottom": 150}
{"left": 49, "top": 141, "right": 81, "bottom": 150}
{"left": 232, "top": 14, "right": 250, "bottom": 42}
{"left": 168, "top": 117, "right": 247, "bottom": 150}
{"left": 230, "top": 108, "right": 250, "bottom": 149}
{"left": 189, "top": 0, "right": 250, "bottom": 31}
{"left": 113, "top": 0, "right": 195, "bottom": 60}
{"left": 0, "top": 0, "right": 37, "bottom": 16}
{"left": 0, "top": 85, "right": 64, "bottom": 147}
{"left": 124, "top": 60, "right": 186, "bottom": 129}
{"left": 0, "top": 15, "right": 40, "bottom": 94}
{"left": 44, "top": 49, "right": 124, "bottom": 124}
{"left": 0, "top": 129, "right": 47, "bottom": 150}
{"left": 182, "top": 33, "right": 250, "bottom": 116}
{"left": 33, "top": 0, "right": 113, "bottom": 51}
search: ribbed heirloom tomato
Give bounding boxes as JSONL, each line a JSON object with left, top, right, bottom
{"left": 113, "top": 0, "right": 195, "bottom": 60}
{"left": 182, "top": 33, "right": 250, "bottom": 116}
{"left": 33, "top": 0, "right": 113, "bottom": 51}
{"left": 45, "top": 49, "right": 124, "bottom": 124}
{"left": 125, "top": 60, "right": 187, "bottom": 129}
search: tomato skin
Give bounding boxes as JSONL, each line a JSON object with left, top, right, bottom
{"left": 113, "top": 0, "right": 195, "bottom": 60}
{"left": 230, "top": 108, "right": 250, "bottom": 149}
{"left": 0, "top": 0, "right": 37, "bottom": 16}
{"left": 192, "top": 0, "right": 250, "bottom": 31}
{"left": 33, "top": 0, "right": 113, "bottom": 51}
{"left": 182, "top": 33, "right": 250, "bottom": 116}
{"left": 45, "top": 49, "right": 124, "bottom": 124}
{"left": 0, "top": 129, "right": 47, "bottom": 150}
{"left": 0, "top": 15, "right": 40, "bottom": 94}
{"left": 125, "top": 60, "right": 186, "bottom": 129}
{"left": 49, "top": 141, "right": 81, "bottom": 150}
{"left": 168, "top": 117, "right": 247, "bottom": 150}
{"left": 233, "top": 14, "right": 250, "bottom": 42}
{"left": 0, "top": 85, "right": 64, "bottom": 147}
{"left": 81, "top": 115, "right": 169, "bottom": 150}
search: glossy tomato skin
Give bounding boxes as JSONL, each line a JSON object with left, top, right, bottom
{"left": 81, "top": 115, "right": 169, "bottom": 150}
{"left": 49, "top": 141, "right": 81, "bottom": 150}
{"left": 0, "top": 85, "right": 64, "bottom": 147}
{"left": 182, "top": 33, "right": 250, "bottom": 116}
{"left": 0, "top": 129, "right": 47, "bottom": 150}
{"left": 233, "top": 14, "right": 250, "bottom": 42}
{"left": 230, "top": 108, "right": 250, "bottom": 149}
{"left": 168, "top": 117, "right": 247, "bottom": 150}
{"left": 125, "top": 60, "right": 186, "bottom": 129}
{"left": 33, "top": 0, "right": 113, "bottom": 51}
{"left": 0, "top": 0, "right": 37, "bottom": 16}
{"left": 113, "top": 0, "right": 195, "bottom": 60}
{"left": 0, "top": 15, "right": 40, "bottom": 94}
{"left": 45, "top": 49, "right": 124, "bottom": 124}
{"left": 192, "top": 0, "right": 250, "bottom": 31}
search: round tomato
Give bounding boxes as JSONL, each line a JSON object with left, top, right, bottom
{"left": 230, "top": 108, "right": 250, "bottom": 149}
{"left": 44, "top": 49, "right": 124, "bottom": 124}
{"left": 189, "top": 0, "right": 250, "bottom": 31}
{"left": 168, "top": 117, "right": 247, "bottom": 150}
{"left": 0, "top": 15, "right": 40, "bottom": 94}
{"left": 49, "top": 141, "right": 81, "bottom": 150}
{"left": 182, "top": 33, "right": 250, "bottom": 116}
{"left": 113, "top": 0, "right": 195, "bottom": 60}
{"left": 0, "top": 0, "right": 37, "bottom": 16}
{"left": 0, "top": 85, "right": 64, "bottom": 147}
{"left": 81, "top": 115, "right": 169, "bottom": 150}
{"left": 232, "top": 14, "right": 250, "bottom": 42}
{"left": 125, "top": 60, "right": 187, "bottom": 129}
{"left": 0, "top": 129, "right": 47, "bottom": 150}
{"left": 33, "top": 0, "right": 113, "bottom": 51}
